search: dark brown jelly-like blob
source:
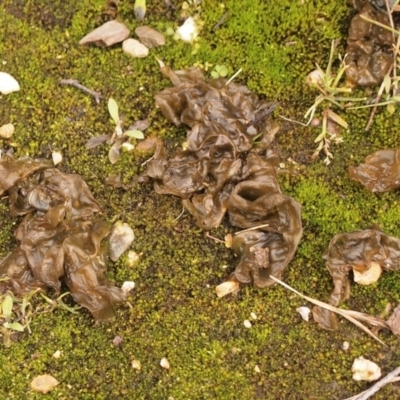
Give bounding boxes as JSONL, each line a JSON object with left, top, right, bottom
{"left": 349, "top": 147, "right": 400, "bottom": 192}
{"left": 146, "top": 65, "right": 303, "bottom": 288}
{"left": 0, "top": 156, "right": 125, "bottom": 321}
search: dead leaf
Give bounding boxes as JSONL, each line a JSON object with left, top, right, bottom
{"left": 128, "top": 119, "right": 149, "bottom": 131}
{"left": 79, "top": 20, "right": 130, "bottom": 47}
{"left": 135, "top": 26, "right": 166, "bottom": 48}
{"left": 85, "top": 134, "right": 111, "bottom": 149}
{"left": 349, "top": 147, "right": 400, "bottom": 192}
{"left": 108, "top": 140, "right": 122, "bottom": 164}
{"left": 387, "top": 304, "right": 400, "bottom": 336}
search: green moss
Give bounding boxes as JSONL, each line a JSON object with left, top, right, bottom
{"left": 1, "top": 0, "right": 400, "bottom": 399}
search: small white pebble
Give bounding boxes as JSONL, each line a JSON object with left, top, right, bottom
{"left": 254, "top": 365, "right": 261, "bottom": 373}
{"left": 52, "top": 151, "right": 62, "bottom": 165}
{"left": 121, "top": 142, "right": 135, "bottom": 152}
{"left": 131, "top": 359, "right": 141, "bottom": 370}
{"left": 52, "top": 350, "right": 61, "bottom": 359}
{"left": 352, "top": 357, "right": 381, "bottom": 381}
{"left": 126, "top": 250, "right": 140, "bottom": 267}
{"left": 0, "top": 123, "right": 15, "bottom": 139}
{"left": 296, "top": 306, "right": 311, "bottom": 322}
{"left": 342, "top": 341, "right": 350, "bottom": 351}
{"left": 244, "top": 320, "right": 252, "bottom": 328}
{"left": 121, "top": 281, "right": 135, "bottom": 296}
{"left": 250, "top": 312, "right": 257, "bottom": 320}
{"left": 0, "top": 71, "right": 20, "bottom": 94}
{"left": 160, "top": 357, "right": 170, "bottom": 369}
{"left": 176, "top": 17, "right": 199, "bottom": 43}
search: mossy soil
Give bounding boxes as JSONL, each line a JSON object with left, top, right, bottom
{"left": 0, "top": 0, "right": 400, "bottom": 399}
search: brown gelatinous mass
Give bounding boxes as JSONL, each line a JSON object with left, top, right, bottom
{"left": 345, "top": 0, "right": 395, "bottom": 87}
{"left": 349, "top": 147, "right": 400, "bottom": 192}
{"left": 0, "top": 156, "right": 125, "bottom": 321}
{"left": 146, "top": 65, "right": 303, "bottom": 288}
{"left": 323, "top": 229, "right": 400, "bottom": 307}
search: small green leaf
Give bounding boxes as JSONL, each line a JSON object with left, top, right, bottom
{"left": 217, "top": 65, "right": 228, "bottom": 77}
{"left": 211, "top": 70, "right": 219, "bottom": 79}
{"left": 134, "top": 0, "right": 146, "bottom": 21}
{"left": 387, "top": 103, "right": 396, "bottom": 115}
{"left": 3, "top": 322, "right": 24, "bottom": 332}
{"left": 166, "top": 27, "right": 175, "bottom": 36}
{"left": 124, "top": 130, "right": 144, "bottom": 139}
{"left": 108, "top": 98, "right": 120, "bottom": 126}
{"left": 383, "top": 74, "right": 392, "bottom": 94}
{"left": 326, "top": 109, "right": 348, "bottom": 129}
{"left": 2, "top": 295, "right": 13, "bottom": 318}
{"left": 314, "top": 132, "right": 325, "bottom": 143}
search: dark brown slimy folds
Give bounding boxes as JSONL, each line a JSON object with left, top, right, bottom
{"left": 346, "top": 0, "right": 394, "bottom": 87}
{"left": 146, "top": 65, "right": 303, "bottom": 287}
{"left": 314, "top": 228, "right": 400, "bottom": 331}
{"left": 0, "top": 156, "right": 125, "bottom": 321}
{"left": 324, "top": 229, "right": 400, "bottom": 306}
{"left": 349, "top": 147, "right": 400, "bottom": 192}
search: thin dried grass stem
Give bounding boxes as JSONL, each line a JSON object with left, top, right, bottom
{"left": 342, "top": 367, "right": 400, "bottom": 400}
{"left": 269, "top": 276, "right": 387, "bottom": 346}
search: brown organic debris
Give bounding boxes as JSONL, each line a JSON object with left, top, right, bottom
{"left": 349, "top": 146, "right": 400, "bottom": 192}
{"left": 324, "top": 229, "right": 400, "bottom": 307}
{"left": 135, "top": 26, "right": 165, "bottom": 48}
{"left": 387, "top": 303, "right": 400, "bottom": 336}
{"left": 346, "top": 0, "right": 395, "bottom": 87}
{"left": 0, "top": 156, "right": 125, "bottom": 321}
{"left": 144, "top": 64, "right": 302, "bottom": 288}
{"left": 79, "top": 20, "right": 130, "bottom": 47}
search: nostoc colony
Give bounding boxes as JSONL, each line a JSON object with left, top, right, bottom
{"left": 145, "top": 65, "right": 303, "bottom": 288}
{"left": 0, "top": 156, "right": 125, "bottom": 321}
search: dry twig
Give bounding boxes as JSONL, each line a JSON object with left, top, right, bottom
{"left": 60, "top": 79, "right": 103, "bottom": 104}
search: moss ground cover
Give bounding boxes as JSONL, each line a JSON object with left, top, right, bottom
{"left": 0, "top": 0, "right": 400, "bottom": 398}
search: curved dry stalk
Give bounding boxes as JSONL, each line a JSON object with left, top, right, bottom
{"left": 269, "top": 276, "right": 387, "bottom": 346}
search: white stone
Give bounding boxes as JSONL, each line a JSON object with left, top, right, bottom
{"left": 296, "top": 306, "right": 311, "bottom": 322}
{"left": 353, "top": 262, "right": 382, "bottom": 285}
{"left": 244, "top": 320, "right": 252, "bottom": 328}
{"left": 131, "top": 359, "right": 141, "bottom": 370}
{"left": 122, "top": 38, "right": 149, "bottom": 58}
{"left": 352, "top": 356, "right": 381, "bottom": 382}
{"left": 30, "top": 374, "right": 59, "bottom": 394}
{"left": 121, "top": 281, "right": 135, "bottom": 296}
{"left": 0, "top": 72, "right": 20, "bottom": 94}
{"left": 160, "top": 357, "right": 170, "bottom": 369}
{"left": 52, "top": 151, "right": 62, "bottom": 165}
{"left": 126, "top": 250, "right": 140, "bottom": 267}
{"left": 0, "top": 123, "right": 15, "bottom": 138}
{"left": 176, "top": 17, "right": 199, "bottom": 43}
{"left": 52, "top": 350, "right": 61, "bottom": 359}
